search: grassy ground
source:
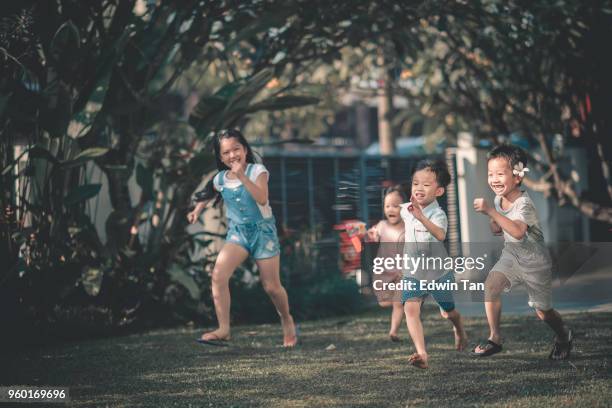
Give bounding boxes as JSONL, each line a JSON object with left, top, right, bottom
{"left": 2, "top": 307, "right": 611, "bottom": 407}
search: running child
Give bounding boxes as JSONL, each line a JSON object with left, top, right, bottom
{"left": 367, "top": 185, "right": 407, "bottom": 342}
{"left": 187, "top": 129, "right": 297, "bottom": 347}
{"left": 472, "top": 144, "right": 572, "bottom": 359}
{"left": 400, "top": 160, "right": 468, "bottom": 369}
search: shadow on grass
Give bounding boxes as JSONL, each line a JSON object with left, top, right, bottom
{"left": 1, "top": 308, "right": 611, "bottom": 407}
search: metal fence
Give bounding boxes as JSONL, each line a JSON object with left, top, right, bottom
{"left": 262, "top": 151, "right": 456, "bottom": 233}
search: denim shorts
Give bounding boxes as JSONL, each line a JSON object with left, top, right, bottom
{"left": 401, "top": 271, "right": 456, "bottom": 312}
{"left": 226, "top": 218, "right": 280, "bottom": 259}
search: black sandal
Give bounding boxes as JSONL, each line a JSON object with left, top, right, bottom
{"left": 471, "top": 339, "right": 502, "bottom": 357}
{"left": 549, "top": 328, "right": 573, "bottom": 360}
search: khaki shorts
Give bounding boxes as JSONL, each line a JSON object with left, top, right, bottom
{"left": 492, "top": 249, "right": 553, "bottom": 310}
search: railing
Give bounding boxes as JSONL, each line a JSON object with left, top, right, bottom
{"left": 262, "top": 151, "right": 451, "bottom": 232}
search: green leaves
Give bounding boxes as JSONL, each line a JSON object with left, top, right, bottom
{"left": 81, "top": 266, "right": 103, "bottom": 296}
{"left": 50, "top": 21, "right": 81, "bottom": 57}
{"left": 136, "top": 164, "right": 154, "bottom": 201}
{"left": 62, "top": 147, "right": 109, "bottom": 168}
{"left": 245, "top": 95, "right": 320, "bottom": 113}
{"left": 190, "top": 68, "right": 319, "bottom": 137}
{"left": 64, "top": 184, "right": 102, "bottom": 206}
{"left": 49, "top": 20, "right": 81, "bottom": 77}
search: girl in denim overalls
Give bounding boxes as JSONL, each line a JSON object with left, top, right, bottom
{"left": 188, "top": 129, "right": 297, "bottom": 347}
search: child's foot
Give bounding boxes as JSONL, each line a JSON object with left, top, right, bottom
{"left": 549, "top": 328, "right": 573, "bottom": 360}
{"left": 454, "top": 327, "right": 468, "bottom": 351}
{"left": 389, "top": 331, "right": 401, "bottom": 342}
{"left": 281, "top": 316, "right": 298, "bottom": 347}
{"left": 197, "top": 329, "right": 231, "bottom": 346}
{"left": 408, "top": 353, "right": 429, "bottom": 369}
{"left": 471, "top": 339, "right": 502, "bottom": 357}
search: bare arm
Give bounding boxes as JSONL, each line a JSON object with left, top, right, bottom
{"left": 418, "top": 216, "right": 446, "bottom": 241}
{"left": 474, "top": 198, "right": 527, "bottom": 240}
{"left": 408, "top": 196, "right": 446, "bottom": 241}
{"left": 367, "top": 222, "right": 381, "bottom": 242}
{"left": 237, "top": 171, "right": 269, "bottom": 205}
{"left": 187, "top": 201, "right": 208, "bottom": 224}
{"left": 229, "top": 163, "right": 269, "bottom": 205}
{"left": 490, "top": 218, "right": 503, "bottom": 235}
{"left": 487, "top": 211, "right": 527, "bottom": 240}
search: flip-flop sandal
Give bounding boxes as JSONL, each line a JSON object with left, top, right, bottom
{"left": 408, "top": 353, "right": 429, "bottom": 369}
{"left": 389, "top": 334, "right": 401, "bottom": 343}
{"left": 549, "top": 328, "right": 573, "bottom": 360}
{"left": 471, "top": 339, "right": 502, "bottom": 357}
{"left": 196, "top": 333, "right": 230, "bottom": 347}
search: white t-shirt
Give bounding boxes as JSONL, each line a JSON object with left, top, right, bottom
{"left": 213, "top": 163, "right": 273, "bottom": 219}
{"left": 494, "top": 191, "right": 544, "bottom": 243}
{"left": 400, "top": 200, "right": 448, "bottom": 244}
{"left": 400, "top": 199, "right": 448, "bottom": 279}
{"left": 494, "top": 191, "right": 550, "bottom": 266}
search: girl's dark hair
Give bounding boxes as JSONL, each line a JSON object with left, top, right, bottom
{"left": 487, "top": 144, "right": 528, "bottom": 168}
{"left": 412, "top": 159, "right": 451, "bottom": 187}
{"left": 193, "top": 129, "right": 257, "bottom": 207}
{"left": 383, "top": 184, "right": 408, "bottom": 203}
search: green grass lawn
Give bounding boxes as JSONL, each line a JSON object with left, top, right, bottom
{"left": 2, "top": 308, "right": 611, "bottom": 407}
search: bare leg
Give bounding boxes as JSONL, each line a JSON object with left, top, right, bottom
{"left": 474, "top": 271, "right": 510, "bottom": 353}
{"left": 404, "top": 299, "right": 427, "bottom": 362}
{"left": 257, "top": 255, "right": 297, "bottom": 347}
{"left": 536, "top": 308, "right": 571, "bottom": 359}
{"left": 440, "top": 309, "right": 468, "bottom": 350}
{"left": 201, "top": 242, "right": 248, "bottom": 341}
{"left": 536, "top": 308, "right": 568, "bottom": 339}
{"left": 389, "top": 302, "right": 404, "bottom": 339}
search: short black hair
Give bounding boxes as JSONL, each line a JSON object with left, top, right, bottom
{"left": 412, "top": 159, "right": 451, "bottom": 187}
{"left": 487, "top": 144, "right": 528, "bottom": 169}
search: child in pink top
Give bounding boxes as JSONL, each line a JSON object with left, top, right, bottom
{"left": 367, "top": 185, "right": 407, "bottom": 342}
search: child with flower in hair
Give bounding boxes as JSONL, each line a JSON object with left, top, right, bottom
{"left": 472, "top": 145, "right": 573, "bottom": 360}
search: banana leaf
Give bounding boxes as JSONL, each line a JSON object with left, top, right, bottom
{"left": 64, "top": 183, "right": 102, "bottom": 206}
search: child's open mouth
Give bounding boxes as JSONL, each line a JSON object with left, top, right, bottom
{"left": 491, "top": 184, "right": 505, "bottom": 194}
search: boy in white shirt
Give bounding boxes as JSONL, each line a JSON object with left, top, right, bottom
{"left": 400, "top": 160, "right": 468, "bottom": 369}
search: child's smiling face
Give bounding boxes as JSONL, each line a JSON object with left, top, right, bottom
{"left": 488, "top": 157, "right": 520, "bottom": 196}
{"left": 411, "top": 169, "right": 444, "bottom": 206}
{"left": 383, "top": 191, "right": 403, "bottom": 225}
{"left": 219, "top": 137, "right": 247, "bottom": 169}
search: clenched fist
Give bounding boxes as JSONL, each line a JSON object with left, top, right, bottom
{"left": 367, "top": 226, "right": 379, "bottom": 242}
{"left": 473, "top": 198, "right": 491, "bottom": 214}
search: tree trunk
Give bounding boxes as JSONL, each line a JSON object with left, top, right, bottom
{"left": 377, "top": 53, "right": 394, "bottom": 155}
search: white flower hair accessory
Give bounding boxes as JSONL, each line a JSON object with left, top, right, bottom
{"left": 513, "top": 162, "right": 529, "bottom": 177}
